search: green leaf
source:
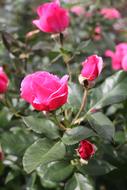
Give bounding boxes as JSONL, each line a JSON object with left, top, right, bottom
{"left": 23, "top": 138, "right": 66, "bottom": 173}
{"left": 65, "top": 173, "right": 94, "bottom": 190}
{"left": 79, "top": 159, "right": 115, "bottom": 176}
{"left": 62, "top": 126, "right": 96, "bottom": 145}
{"left": 91, "top": 71, "right": 127, "bottom": 109}
{"left": 68, "top": 83, "right": 83, "bottom": 111}
{"left": 23, "top": 116, "right": 60, "bottom": 139}
{"left": 87, "top": 112, "right": 115, "bottom": 141}
{"left": 1, "top": 128, "right": 35, "bottom": 156}
{"left": 37, "top": 161, "right": 74, "bottom": 186}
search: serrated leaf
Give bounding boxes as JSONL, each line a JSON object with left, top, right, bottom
{"left": 1, "top": 129, "right": 35, "bottom": 156}
{"left": 37, "top": 161, "right": 74, "bottom": 185}
{"left": 91, "top": 71, "right": 127, "bottom": 109}
{"left": 87, "top": 112, "right": 115, "bottom": 141}
{"left": 23, "top": 138, "right": 66, "bottom": 173}
{"left": 65, "top": 173, "right": 94, "bottom": 190}
{"left": 62, "top": 126, "right": 96, "bottom": 145}
{"left": 79, "top": 159, "right": 115, "bottom": 176}
{"left": 68, "top": 83, "right": 83, "bottom": 110}
{"left": 23, "top": 116, "right": 60, "bottom": 139}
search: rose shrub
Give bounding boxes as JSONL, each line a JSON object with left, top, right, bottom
{"left": 1, "top": 1, "right": 127, "bottom": 190}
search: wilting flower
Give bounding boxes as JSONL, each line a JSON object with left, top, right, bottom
{"left": 105, "top": 43, "right": 127, "bottom": 70}
{"left": 0, "top": 67, "right": 9, "bottom": 94}
{"left": 77, "top": 140, "right": 95, "bottom": 160}
{"left": 20, "top": 71, "right": 68, "bottom": 111}
{"left": 81, "top": 55, "right": 103, "bottom": 81}
{"left": 100, "top": 8, "right": 121, "bottom": 20}
{"left": 33, "top": 1, "right": 69, "bottom": 33}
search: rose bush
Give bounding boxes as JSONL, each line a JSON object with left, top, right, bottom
{"left": 1, "top": 0, "right": 127, "bottom": 190}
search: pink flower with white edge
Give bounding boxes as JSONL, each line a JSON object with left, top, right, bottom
{"left": 100, "top": 8, "right": 121, "bottom": 20}
{"left": 33, "top": 1, "right": 69, "bottom": 33}
{"left": 81, "top": 55, "right": 103, "bottom": 81}
{"left": 105, "top": 43, "right": 127, "bottom": 70}
{"left": 20, "top": 71, "right": 68, "bottom": 111}
{"left": 0, "top": 67, "right": 9, "bottom": 94}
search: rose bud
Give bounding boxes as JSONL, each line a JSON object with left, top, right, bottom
{"left": 20, "top": 71, "right": 68, "bottom": 111}
{"left": 0, "top": 67, "right": 9, "bottom": 94}
{"left": 33, "top": 1, "right": 69, "bottom": 34}
{"left": 77, "top": 140, "right": 95, "bottom": 160}
{"left": 100, "top": 8, "right": 121, "bottom": 20}
{"left": 0, "top": 145, "right": 4, "bottom": 161}
{"left": 81, "top": 55, "right": 103, "bottom": 81}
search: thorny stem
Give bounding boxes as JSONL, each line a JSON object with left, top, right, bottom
{"left": 71, "top": 88, "right": 88, "bottom": 125}
{"left": 59, "top": 33, "right": 72, "bottom": 81}
{"left": 60, "top": 33, "right": 64, "bottom": 47}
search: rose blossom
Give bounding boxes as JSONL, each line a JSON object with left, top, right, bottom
{"left": 20, "top": 71, "right": 68, "bottom": 111}
{"left": 33, "top": 1, "right": 69, "bottom": 33}
{"left": 0, "top": 67, "right": 9, "bottom": 94}
{"left": 70, "top": 6, "right": 85, "bottom": 16}
{"left": 105, "top": 43, "right": 127, "bottom": 70}
{"left": 81, "top": 55, "right": 103, "bottom": 81}
{"left": 100, "top": 8, "right": 121, "bottom": 20}
{"left": 94, "top": 26, "right": 102, "bottom": 41}
{"left": 77, "top": 140, "right": 95, "bottom": 160}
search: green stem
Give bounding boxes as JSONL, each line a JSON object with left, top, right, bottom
{"left": 71, "top": 88, "right": 88, "bottom": 125}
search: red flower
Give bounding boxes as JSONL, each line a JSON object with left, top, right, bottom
{"left": 0, "top": 146, "right": 4, "bottom": 161}
{"left": 77, "top": 140, "right": 95, "bottom": 160}
{"left": 0, "top": 67, "right": 9, "bottom": 94}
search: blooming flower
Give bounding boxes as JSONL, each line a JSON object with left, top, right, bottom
{"left": 77, "top": 140, "right": 95, "bottom": 160}
{"left": 70, "top": 6, "right": 85, "bottom": 16}
{"left": 100, "top": 8, "right": 121, "bottom": 20}
{"left": 94, "top": 26, "right": 102, "bottom": 41}
{"left": 33, "top": 1, "right": 69, "bottom": 33}
{"left": 20, "top": 71, "right": 68, "bottom": 111}
{"left": 105, "top": 43, "right": 127, "bottom": 70}
{"left": 0, "top": 67, "right": 9, "bottom": 94}
{"left": 81, "top": 55, "right": 103, "bottom": 81}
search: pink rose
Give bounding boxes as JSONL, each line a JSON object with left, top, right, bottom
{"left": 70, "top": 6, "right": 85, "bottom": 16}
{"left": 0, "top": 67, "right": 9, "bottom": 94}
{"left": 81, "top": 55, "right": 103, "bottom": 81}
{"left": 94, "top": 26, "right": 102, "bottom": 41}
{"left": 20, "top": 71, "right": 68, "bottom": 111}
{"left": 77, "top": 140, "right": 95, "bottom": 160}
{"left": 33, "top": 2, "right": 69, "bottom": 33}
{"left": 105, "top": 43, "right": 127, "bottom": 70}
{"left": 100, "top": 8, "right": 121, "bottom": 20}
